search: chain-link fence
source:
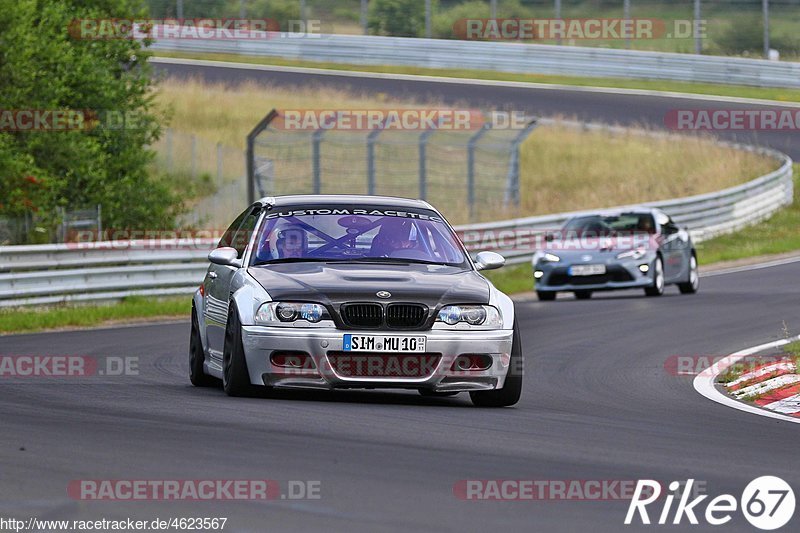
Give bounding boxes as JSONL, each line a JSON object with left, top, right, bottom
{"left": 246, "top": 111, "right": 537, "bottom": 224}
{"left": 151, "top": 128, "right": 248, "bottom": 228}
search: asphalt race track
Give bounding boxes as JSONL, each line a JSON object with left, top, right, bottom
{"left": 2, "top": 263, "right": 799, "bottom": 532}
{"left": 152, "top": 59, "right": 800, "bottom": 160}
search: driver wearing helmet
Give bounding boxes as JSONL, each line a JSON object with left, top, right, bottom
{"left": 276, "top": 226, "right": 308, "bottom": 259}
{"left": 370, "top": 218, "right": 416, "bottom": 256}
{"left": 637, "top": 216, "right": 655, "bottom": 234}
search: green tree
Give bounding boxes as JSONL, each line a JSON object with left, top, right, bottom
{"left": 369, "top": 0, "right": 435, "bottom": 38}
{"left": 0, "top": 0, "right": 178, "bottom": 235}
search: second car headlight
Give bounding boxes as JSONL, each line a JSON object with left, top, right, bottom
{"left": 616, "top": 248, "right": 647, "bottom": 260}
{"left": 533, "top": 251, "right": 561, "bottom": 264}
{"left": 436, "top": 305, "right": 502, "bottom": 328}
{"left": 255, "top": 302, "right": 326, "bottom": 325}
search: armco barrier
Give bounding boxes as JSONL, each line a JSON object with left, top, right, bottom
{"left": 0, "top": 142, "right": 792, "bottom": 307}
{"left": 150, "top": 33, "right": 800, "bottom": 89}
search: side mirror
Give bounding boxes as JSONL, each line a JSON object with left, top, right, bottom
{"left": 475, "top": 251, "right": 505, "bottom": 271}
{"left": 544, "top": 233, "right": 555, "bottom": 243}
{"left": 208, "top": 247, "right": 242, "bottom": 268}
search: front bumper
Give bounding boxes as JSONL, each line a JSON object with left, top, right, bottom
{"left": 240, "top": 326, "right": 514, "bottom": 392}
{"left": 533, "top": 258, "right": 653, "bottom": 292}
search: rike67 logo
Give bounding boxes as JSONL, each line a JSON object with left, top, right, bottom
{"left": 625, "top": 477, "right": 795, "bottom": 530}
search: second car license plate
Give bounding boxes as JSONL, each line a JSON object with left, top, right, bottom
{"left": 343, "top": 334, "right": 426, "bottom": 353}
{"left": 569, "top": 264, "right": 606, "bottom": 276}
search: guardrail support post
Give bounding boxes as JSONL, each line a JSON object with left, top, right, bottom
{"left": 467, "top": 124, "right": 491, "bottom": 222}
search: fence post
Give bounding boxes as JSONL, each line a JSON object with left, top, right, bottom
{"left": 312, "top": 129, "right": 324, "bottom": 194}
{"left": 366, "top": 128, "right": 383, "bottom": 195}
{"left": 504, "top": 119, "right": 538, "bottom": 207}
{"left": 190, "top": 135, "right": 197, "bottom": 179}
{"left": 216, "top": 142, "right": 223, "bottom": 186}
{"left": 418, "top": 128, "right": 435, "bottom": 200}
{"left": 166, "top": 128, "right": 173, "bottom": 172}
{"left": 467, "top": 125, "right": 490, "bottom": 222}
{"left": 246, "top": 110, "right": 279, "bottom": 204}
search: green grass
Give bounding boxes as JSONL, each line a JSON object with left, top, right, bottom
{"left": 483, "top": 263, "right": 532, "bottom": 295}
{"left": 0, "top": 296, "right": 190, "bottom": 335}
{"left": 784, "top": 341, "right": 800, "bottom": 373}
{"left": 697, "top": 169, "right": 800, "bottom": 265}
{"left": 153, "top": 50, "right": 800, "bottom": 104}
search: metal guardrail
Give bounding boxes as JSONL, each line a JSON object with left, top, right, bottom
{"left": 0, "top": 240, "right": 215, "bottom": 307}
{"left": 0, "top": 141, "right": 792, "bottom": 307}
{"left": 150, "top": 33, "right": 800, "bottom": 89}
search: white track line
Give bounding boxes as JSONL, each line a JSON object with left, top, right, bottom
{"left": 150, "top": 56, "right": 800, "bottom": 109}
{"left": 701, "top": 254, "right": 800, "bottom": 278}
{"left": 694, "top": 335, "right": 800, "bottom": 424}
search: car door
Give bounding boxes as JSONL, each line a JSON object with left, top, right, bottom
{"left": 205, "top": 207, "right": 259, "bottom": 360}
{"left": 660, "top": 218, "right": 688, "bottom": 282}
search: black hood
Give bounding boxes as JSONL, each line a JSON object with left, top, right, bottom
{"left": 248, "top": 262, "right": 489, "bottom": 311}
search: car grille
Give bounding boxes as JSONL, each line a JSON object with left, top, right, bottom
{"left": 339, "top": 303, "right": 429, "bottom": 329}
{"left": 340, "top": 303, "right": 383, "bottom": 328}
{"left": 327, "top": 352, "right": 441, "bottom": 378}
{"left": 548, "top": 265, "right": 634, "bottom": 286}
{"left": 386, "top": 304, "right": 428, "bottom": 329}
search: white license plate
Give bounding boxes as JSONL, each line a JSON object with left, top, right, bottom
{"left": 569, "top": 264, "right": 606, "bottom": 276}
{"left": 343, "top": 334, "right": 426, "bottom": 353}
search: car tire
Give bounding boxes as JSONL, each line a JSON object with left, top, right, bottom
{"left": 574, "top": 290, "right": 592, "bottom": 300}
{"left": 222, "top": 307, "right": 261, "bottom": 397}
{"left": 644, "top": 256, "right": 665, "bottom": 297}
{"left": 537, "top": 290, "right": 556, "bottom": 301}
{"left": 678, "top": 254, "right": 699, "bottom": 294}
{"left": 189, "top": 304, "right": 217, "bottom": 387}
{"left": 418, "top": 389, "right": 459, "bottom": 397}
{"left": 470, "top": 320, "right": 523, "bottom": 407}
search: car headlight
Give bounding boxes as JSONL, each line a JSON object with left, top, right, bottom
{"left": 255, "top": 302, "right": 326, "bottom": 325}
{"left": 436, "top": 305, "right": 502, "bottom": 328}
{"left": 533, "top": 251, "right": 560, "bottom": 264}
{"left": 616, "top": 248, "right": 647, "bottom": 260}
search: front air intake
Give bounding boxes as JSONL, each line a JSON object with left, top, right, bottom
{"left": 340, "top": 303, "right": 383, "bottom": 328}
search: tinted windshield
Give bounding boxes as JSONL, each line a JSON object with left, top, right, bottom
{"left": 562, "top": 213, "right": 656, "bottom": 236}
{"left": 251, "top": 206, "right": 468, "bottom": 267}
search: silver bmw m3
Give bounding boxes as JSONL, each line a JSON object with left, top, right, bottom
{"left": 532, "top": 208, "right": 699, "bottom": 300}
{"left": 190, "top": 195, "right": 523, "bottom": 407}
